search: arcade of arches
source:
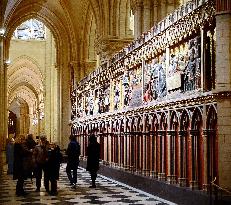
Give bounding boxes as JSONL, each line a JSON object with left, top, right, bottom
{"left": 0, "top": 0, "right": 231, "bottom": 200}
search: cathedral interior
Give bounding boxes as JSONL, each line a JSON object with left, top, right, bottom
{"left": 0, "top": 0, "right": 231, "bottom": 204}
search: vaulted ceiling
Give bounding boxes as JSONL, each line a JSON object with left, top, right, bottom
{"left": 2, "top": 0, "right": 133, "bottom": 67}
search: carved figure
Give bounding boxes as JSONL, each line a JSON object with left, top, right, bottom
{"left": 114, "top": 82, "right": 120, "bottom": 110}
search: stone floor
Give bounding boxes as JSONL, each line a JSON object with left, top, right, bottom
{"left": 0, "top": 163, "right": 177, "bottom": 205}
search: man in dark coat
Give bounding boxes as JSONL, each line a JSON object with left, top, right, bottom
{"left": 13, "top": 135, "right": 32, "bottom": 196}
{"left": 86, "top": 134, "right": 100, "bottom": 188}
{"left": 47, "top": 143, "right": 62, "bottom": 195}
{"left": 25, "top": 134, "right": 37, "bottom": 179}
{"left": 66, "top": 135, "right": 80, "bottom": 188}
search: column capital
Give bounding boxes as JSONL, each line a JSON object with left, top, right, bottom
{"left": 130, "top": 0, "right": 143, "bottom": 11}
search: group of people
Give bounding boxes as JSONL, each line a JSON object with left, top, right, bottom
{"left": 5, "top": 133, "right": 100, "bottom": 197}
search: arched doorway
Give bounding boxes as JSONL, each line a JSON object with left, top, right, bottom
{"left": 9, "top": 97, "right": 30, "bottom": 136}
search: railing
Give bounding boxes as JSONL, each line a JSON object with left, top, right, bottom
{"left": 210, "top": 177, "right": 231, "bottom": 205}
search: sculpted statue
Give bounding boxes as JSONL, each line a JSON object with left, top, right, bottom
{"left": 114, "top": 81, "right": 120, "bottom": 110}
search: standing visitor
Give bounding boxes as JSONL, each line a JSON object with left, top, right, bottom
{"left": 33, "top": 136, "right": 49, "bottom": 192}
{"left": 13, "top": 135, "right": 32, "bottom": 196}
{"left": 86, "top": 134, "right": 100, "bottom": 188}
{"left": 25, "top": 134, "right": 37, "bottom": 179}
{"left": 6, "top": 138, "right": 15, "bottom": 174}
{"left": 66, "top": 135, "right": 80, "bottom": 189}
{"left": 46, "top": 142, "right": 62, "bottom": 195}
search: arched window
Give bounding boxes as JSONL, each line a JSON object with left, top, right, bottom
{"left": 13, "top": 19, "right": 46, "bottom": 40}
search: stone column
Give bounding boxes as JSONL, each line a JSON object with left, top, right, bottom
{"left": 37, "top": 108, "right": 41, "bottom": 136}
{"left": 143, "top": 0, "right": 151, "bottom": 33}
{"left": 153, "top": 0, "right": 159, "bottom": 25}
{"left": 160, "top": 0, "right": 167, "bottom": 21}
{"left": 133, "top": 2, "right": 143, "bottom": 39}
{"left": 215, "top": 0, "right": 231, "bottom": 190}
{"left": 60, "top": 61, "right": 71, "bottom": 149}
{"left": 0, "top": 31, "right": 8, "bottom": 150}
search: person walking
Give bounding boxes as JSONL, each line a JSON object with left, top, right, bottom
{"left": 86, "top": 134, "right": 100, "bottom": 188}
{"left": 66, "top": 135, "right": 80, "bottom": 189}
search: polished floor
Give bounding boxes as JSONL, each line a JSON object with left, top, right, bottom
{"left": 0, "top": 162, "right": 177, "bottom": 205}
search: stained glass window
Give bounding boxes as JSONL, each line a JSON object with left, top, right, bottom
{"left": 13, "top": 19, "right": 46, "bottom": 40}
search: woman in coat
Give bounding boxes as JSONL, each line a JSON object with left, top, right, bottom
{"left": 86, "top": 134, "right": 100, "bottom": 188}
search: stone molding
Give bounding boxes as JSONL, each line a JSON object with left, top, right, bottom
{"left": 72, "top": 91, "right": 231, "bottom": 126}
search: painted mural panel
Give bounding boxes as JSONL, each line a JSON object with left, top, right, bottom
{"left": 143, "top": 54, "right": 167, "bottom": 103}
{"left": 126, "top": 66, "right": 143, "bottom": 108}
{"left": 167, "top": 36, "right": 201, "bottom": 93}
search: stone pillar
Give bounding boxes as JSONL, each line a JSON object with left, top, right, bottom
{"left": 132, "top": 2, "right": 143, "bottom": 39}
{"left": 215, "top": 1, "right": 231, "bottom": 189}
{"left": 160, "top": 0, "right": 167, "bottom": 21}
{"left": 61, "top": 61, "right": 71, "bottom": 149}
{"left": 0, "top": 31, "right": 8, "bottom": 150}
{"left": 153, "top": 0, "right": 159, "bottom": 25}
{"left": 143, "top": 0, "right": 151, "bottom": 32}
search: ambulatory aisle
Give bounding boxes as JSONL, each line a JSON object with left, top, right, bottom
{"left": 0, "top": 164, "right": 177, "bottom": 205}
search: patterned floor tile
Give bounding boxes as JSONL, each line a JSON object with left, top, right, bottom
{"left": 0, "top": 163, "right": 177, "bottom": 205}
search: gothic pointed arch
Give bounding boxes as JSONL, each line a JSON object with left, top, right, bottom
{"left": 191, "top": 107, "right": 203, "bottom": 189}
{"left": 169, "top": 111, "right": 179, "bottom": 182}
{"left": 206, "top": 105, "right": 218, "bottom": 187}
{"left": 179, "top": 109, "right": 190, "bottom": 186}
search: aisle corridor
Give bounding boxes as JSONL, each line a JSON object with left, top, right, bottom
{"left": 0, "top": 163, "right": 176, "bottom": 205}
